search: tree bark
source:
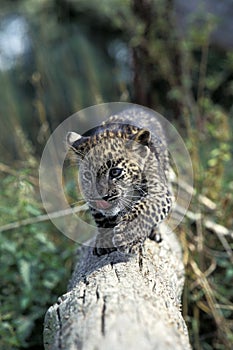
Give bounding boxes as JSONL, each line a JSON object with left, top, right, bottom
{"left": 43, "top": 223, "right": 191, "bottom": 350}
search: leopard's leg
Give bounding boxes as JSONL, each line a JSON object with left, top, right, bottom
{"left": 113, "top": 192, "right": 171, "bottom": 252}
{"left": 93, "top": 245, "right": 116, "bottom": 256}
{"left": 93, "top": 228, "right": 116, "bottom": 256}
{"left": 112, "top": 220, "right": 147, "bottom": 254}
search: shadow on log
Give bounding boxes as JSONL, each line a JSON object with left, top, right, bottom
{"left": 44, "top": 224, "right": 191, "bottom": 350}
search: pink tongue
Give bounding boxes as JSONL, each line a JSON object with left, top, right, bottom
{"left": 95, "top": 200, "right": 112, "bottom": 209}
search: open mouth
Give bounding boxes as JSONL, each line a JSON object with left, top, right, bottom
{"left": 94, "top": 200, "right": 113, "bottom": 210}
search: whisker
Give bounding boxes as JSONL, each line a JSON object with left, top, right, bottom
{"left": 119, "top": 197, "right": 134, "bottom": 211}
{"left": 125, "top": 189, "right": 147, "bottom": 197}
{"left": 124, "top": 192, "right": 142, "bottom": 198}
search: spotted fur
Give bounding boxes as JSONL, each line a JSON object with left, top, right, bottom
{"left": 67, "top": 108, "right": 172, "bottom": 255}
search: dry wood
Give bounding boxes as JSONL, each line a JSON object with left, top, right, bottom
{"left": 44, "top": 224, "right": 191, "bottom": 350}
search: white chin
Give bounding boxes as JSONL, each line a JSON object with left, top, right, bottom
{"left": 100, "top": 206, "right": 121, "bottom": 216}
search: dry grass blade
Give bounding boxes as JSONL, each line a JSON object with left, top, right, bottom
{"left": 0, "top": 204, "right": 88, "bottom": 232}
{"left": 190, "top": 259, "right": 233, "bottom": 348}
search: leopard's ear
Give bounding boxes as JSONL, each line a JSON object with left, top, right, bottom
{"left": 66, "top": 132, "right": 89, "bottom": 160}
{"left": 66, "top": 132, "right": 84, "bottom": 159}
{"left": 127, "top": 128, "right": 151, "bottom": 157}
{"left": 132, "top": 128, "right": 151, "bottom": 146}
{"left": 66, "top": 132, "right": 82, "bottom": 147}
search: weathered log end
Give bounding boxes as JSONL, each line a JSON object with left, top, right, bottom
{"left": 44, "top": 225, "right": 191, "bottom": 350}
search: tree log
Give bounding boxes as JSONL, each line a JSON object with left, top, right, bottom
{"left": 43, "top": 224, "right": 191, "bottom": 350}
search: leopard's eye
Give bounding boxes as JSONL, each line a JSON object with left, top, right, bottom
{"left": 83, "top": 170, "right": 92, "bottom": 181}
{"left": 109, "top": 167, "right": 122, "bottom": 178}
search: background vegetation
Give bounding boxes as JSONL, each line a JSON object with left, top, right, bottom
{"left": 0, "top": 0, "right": 232, "bottom": 349}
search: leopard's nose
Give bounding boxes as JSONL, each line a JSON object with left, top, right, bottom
{"left": 110, "top": 188, "right": 122, "bottom": 198}
{"left": 111, "top": 189, "right": 118, "bottom": 195}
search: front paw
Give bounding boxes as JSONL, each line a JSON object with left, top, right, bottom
{"left": 114, "top": 221, "right": 128, "bottom": 235}
{"left": 93, "top": 246, "right": 116, "bottom": 256}
{"left": 113, "top": 222, "right": 136, "bottom": 254}
{"left": 112, "top": 233, "right": 141, "bottom": 255}
{"left": 112, "top": 232, "right": 127, "bottom": 250}
{"left": 112, "top": 221, "right": 129, "bottom": 246}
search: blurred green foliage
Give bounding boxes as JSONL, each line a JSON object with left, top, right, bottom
{"left": 0, "top": 0, "right": 232, "bottom": 349}
{"left": 0, "top": 142, "right": 76, "bottom": 349}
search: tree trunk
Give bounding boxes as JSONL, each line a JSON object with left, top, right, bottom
{"left": 43, "top": 224, "right": 191, "bottom": 350}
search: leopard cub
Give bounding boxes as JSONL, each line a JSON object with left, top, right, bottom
{"left": 67, "top": 108, "right": 172, "bottom": 255}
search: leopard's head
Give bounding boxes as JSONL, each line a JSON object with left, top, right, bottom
{"left": 67, "top": 124, "right": 151, "bottom": 216}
